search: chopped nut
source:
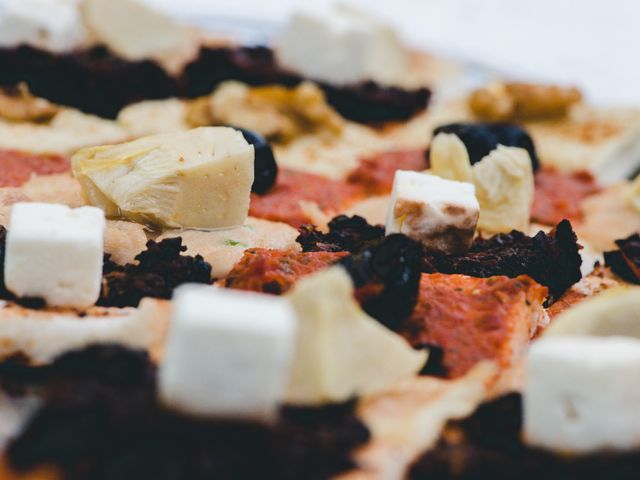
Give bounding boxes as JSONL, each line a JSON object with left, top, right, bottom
{"left": 0, "top": 83, "right": 59, "bottom": 123}
{"left": 469, "top": 82, "right": 582, "bottom": 121}
{"left": 184, "top": 96, "right": 215, "bottom": 128}
{"left": 187, "top": 81, "right": 344, "bottom": 143}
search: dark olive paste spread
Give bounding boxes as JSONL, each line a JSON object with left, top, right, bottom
{"left": 604, "top": 233, "right": 640, "bottom": 284}
{"left": 99, "top": 237, "right": 212, "bottom": 308}
{"left": 5, "top": 345, "right": 370, "bottom": 480}
{"left": 410, "top": 393, "right": 640, "bottom": 480}
{"left": 0, "top": 45, "right": 429, "bottom": 123}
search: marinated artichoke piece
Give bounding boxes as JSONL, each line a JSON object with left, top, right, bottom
{"left": 429, "top": 133, "right": 474, "bottom": 183}
{"left": 431, "top": 122, "right": 539, "bottom": 171}
{"left": 0, "top": 83, "right": 59, "bottom": 123}
{"left": 473, "top": 146, "right": 534, "bottom": 234}
{"left": 71, "top": 127, "right": 254, "bottom": 229}
{"left": 430, "top": 133, "right": 535, "bottom": 234}
{"left": 187, "top": 81, "right": 344, "bottom": 143}
{"left": 285, "top": 266, "right": 427, "bottom": 405}
{"left": 545, "top": 286, "right": 640, "bottom": 337}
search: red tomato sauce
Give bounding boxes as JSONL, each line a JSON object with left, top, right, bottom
{"left": 532, "top": 167, "right": 599, "bottom": 225}
{"left": 249, "top": 169, "right": 366, "bottom": 228}
{"left": 347, "top": 149, "right": 427, "bottom": 194}
{"left": 400, "top": 273, "right": 547, "bottom": 378}
{"left": 225, "top": 248, "right": 348, "bottom": 295}
{"left": 0, "top": 150, "right": 70, "bottom": 187}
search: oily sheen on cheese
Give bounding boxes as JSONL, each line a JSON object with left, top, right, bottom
{"left": 72, "top": 127, "right": 254, "bottom": 229}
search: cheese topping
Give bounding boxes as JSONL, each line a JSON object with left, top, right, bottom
{"left": 386, "top": 171, "right": 479, "bottom": 253}
{"left": 81, "top": 0, "right": 198, "bottom": 72}
{"left": 285, "top": 267, "right": 427, "bottom": 405}
{"left": 5, "top": 202, "right": 105, "bottom": 309}
{"left": 276, "top": 5, "right": 408, "bottom": 86}
{"left": 159, "top": 285, "right": 296, "bottom": 421}
{"left": 0, "top": 0, "right": 88, "bottom": 52}
{"left": 525, "top": 335, "right": 640, "bottom": 453}
{"left": 71, "top": 127, "right": 254, "bottom": 229}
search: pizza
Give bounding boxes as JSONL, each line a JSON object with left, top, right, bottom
{"left": 0, "top": 1, "right": 639, "bottom": 479}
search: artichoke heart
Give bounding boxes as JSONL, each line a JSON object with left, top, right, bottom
{"left": 187, "top": 81, "right": 344, "bottom": 143}
{"left": 473, "top": 146, "right": 534, "bottom": 234}
{"left": 429, "top": 133, "right": 474, "bottom": 183}
{"left": 285, "top": 266, "right": 427, "bottom": 405}
{"left": 429, "top": 132, "right": 534, "bottom": 234}
{"left": 545, "top": 286, "right": 640, "bottom": 337}
{"left": 71, "top": 127, "right": 254, "bottom": 229}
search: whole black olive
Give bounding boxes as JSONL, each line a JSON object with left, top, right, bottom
{"left": 431, "top": 122, "right": 539, "bottom": 171}
{"left": 232, "top": 126, "right": 278, "bottom": 195}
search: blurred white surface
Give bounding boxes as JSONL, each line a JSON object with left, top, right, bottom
{"left": 146, "top": 0, "right": 640, "bottom": 106}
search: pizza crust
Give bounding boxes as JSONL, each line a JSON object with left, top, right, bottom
{"left": 338, "top": 362, "right": 499, "bottom": 479}
{"left": 156, "top": 217, "right": 300, "bottom": 279}
{"left": 577, "top": 183, "right": 640, "bottom": 252}
{"left": 0, "top": 302, "right": 164, "bottom": 365}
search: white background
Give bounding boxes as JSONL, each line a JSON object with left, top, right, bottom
{"left": 146, "top": 0, "right": 640, "bottom": 106}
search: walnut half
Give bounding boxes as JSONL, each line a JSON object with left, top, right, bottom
{"left": 469, "top": 82, "right": 582, "bottom": 122}
{"left": 185, "top": 81, "right": 344, "bottom": 143}
{"left": 0, "top": 83, "right": 59, "bottom": 123}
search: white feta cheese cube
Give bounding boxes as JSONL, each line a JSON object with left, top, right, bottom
{"left": 159, "top": 285, "right": 296, "bottom": 422}
{"left": 276, "top": 5, "right": 408, "bottom": 86}
{"left": 5, "top": 203, "right": 105, "bottom": 309}
{"left": 0, "top": 0, "right": 87, "bottom": 52}
{"left": 525, "top": 336, "right": 640, "bottom": 454}
{"left": 81, "top": 0, "right": 198, "bottom": 69}
{"left": 385, "top": 171, "right": 479, "bottom": 253}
